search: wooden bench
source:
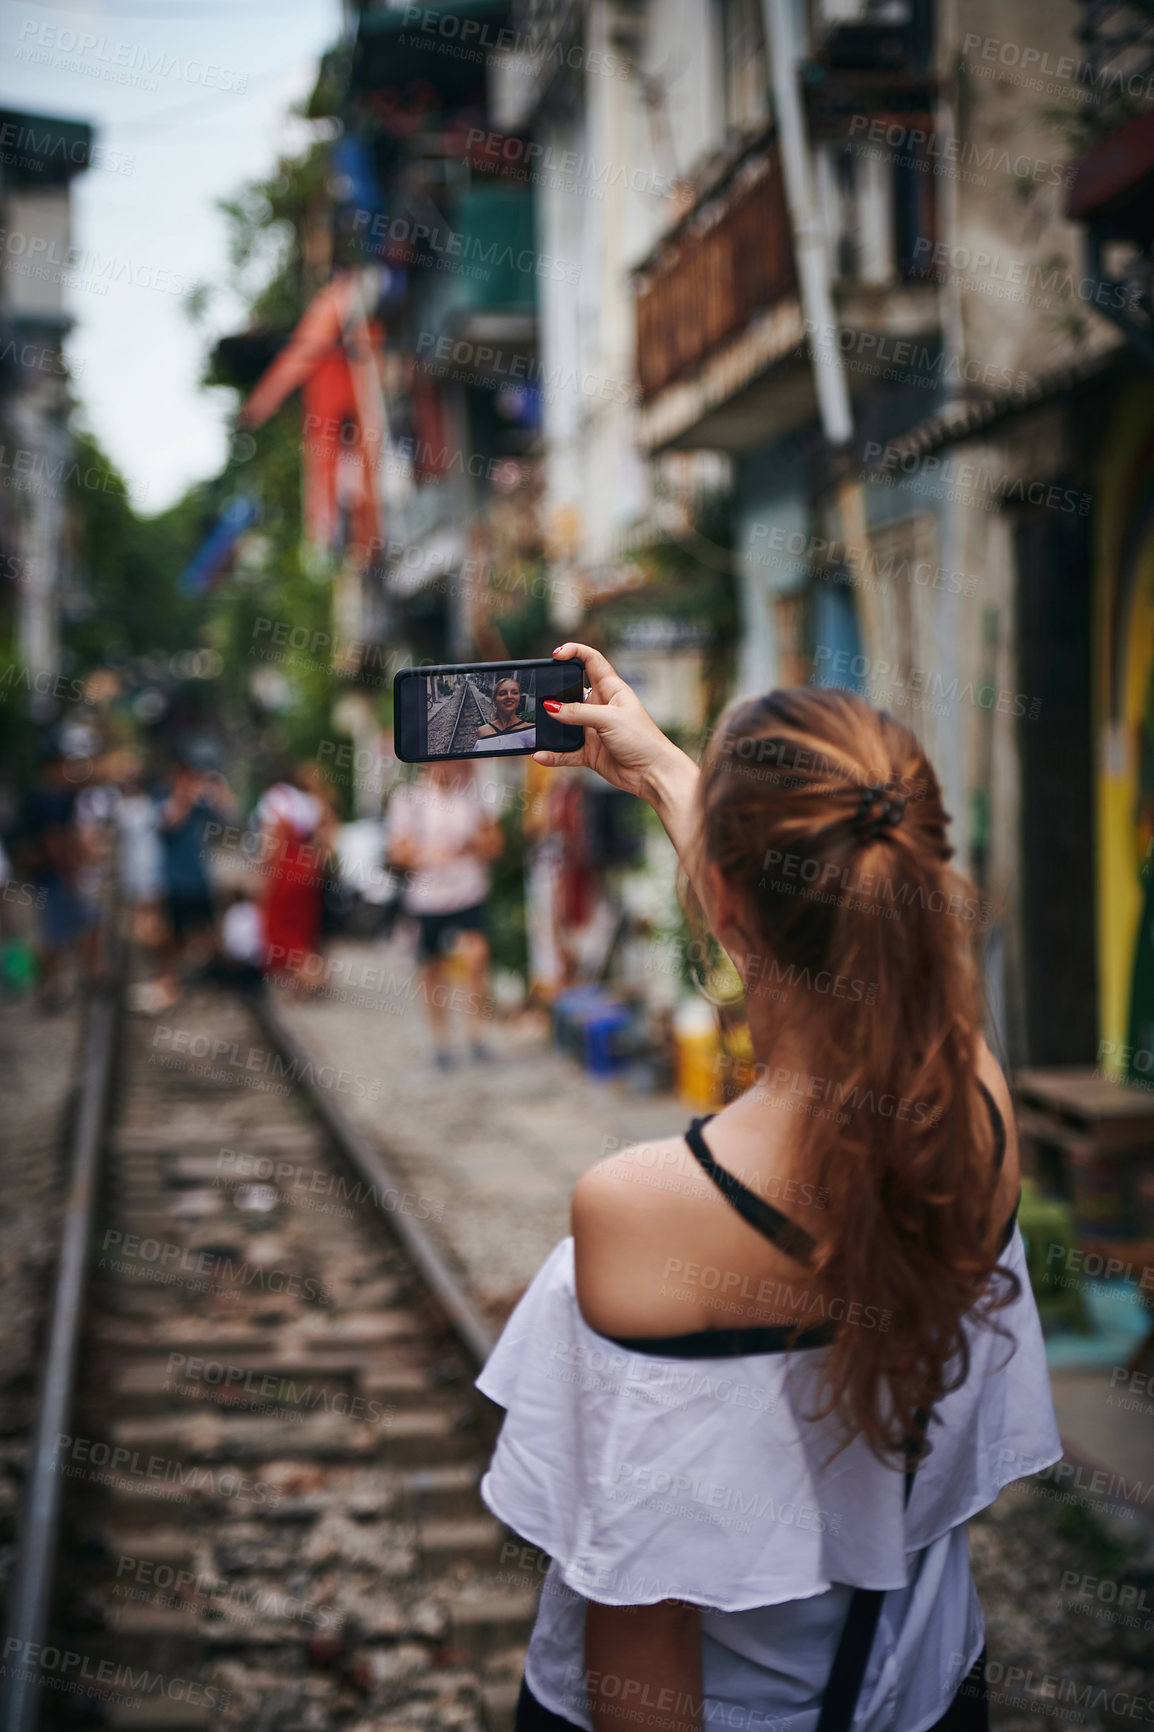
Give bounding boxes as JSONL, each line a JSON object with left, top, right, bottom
{"left": 1014, "top": 1067, "right": 1154, "bottom": 1370}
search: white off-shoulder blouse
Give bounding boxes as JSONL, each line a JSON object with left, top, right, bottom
{"left": 476, "top": 1222, "right": 1062, "bottom": 1732}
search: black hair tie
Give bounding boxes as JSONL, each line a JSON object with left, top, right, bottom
{"left": 853, "top": 781, "right": 906, "bottom": 843}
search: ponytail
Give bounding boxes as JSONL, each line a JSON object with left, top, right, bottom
{"left": 699, "top": 688, "right": 1018, "bottom": 1464}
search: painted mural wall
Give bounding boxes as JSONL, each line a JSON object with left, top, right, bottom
{"left": 1095, "top": 384, "right": 1154, "bottom": 1081}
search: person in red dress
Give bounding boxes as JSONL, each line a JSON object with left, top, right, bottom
{"left": 257, "top": 763, "right": 337, "bottom": 987}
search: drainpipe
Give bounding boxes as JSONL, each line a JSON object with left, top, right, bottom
{"left": 932, "top": 15, "right": 967, "bottom": 884}
{"left": 762, "top": 0, "right": 853, "bottom": 447}
{"left": 761, "top": 0, "right": 876, "bottom": 691}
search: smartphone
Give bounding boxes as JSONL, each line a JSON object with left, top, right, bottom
{"left": 393, "top": 658, "right": 586, "bottom": 763}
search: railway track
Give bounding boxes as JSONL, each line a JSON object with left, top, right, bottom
{"left": 427, "top": 682, "right": 491, "bottom": 757}
{"left": 5, "top": 969, "right": 541, "bottom": 1732}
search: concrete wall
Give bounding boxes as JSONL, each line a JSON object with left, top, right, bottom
{"left": 533, "top": 0, "right": 731, "bottom": 596}
{"left": 942, "top": 0, "right": 1121, "bottom": 387}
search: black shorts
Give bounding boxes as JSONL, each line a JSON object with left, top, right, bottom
{"left": 413, "top": 902, "right": 486, "bottom": 964}
{"left": 513, "top": 1649, "right": 990, "bottom": 1731}
{"left": 166, "top": 892, "right": 215, "bottom": 941}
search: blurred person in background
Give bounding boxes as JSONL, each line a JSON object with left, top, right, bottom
{"left": 150, "top": 751, "right": 235, "bottom": 1011}
{"left": 19, "top": 746, "right": 98, "bottom": 1012}
{"left": 201, "top": 887, "right": 267, "bottom": 993}
{"left": 73, "top": 751, "right": 124, "bottom": 980}
{"left": 0, "top": 825, "right": 39, "bottom": 997}
{"left": 256, "top": 761, "right": 337, "bottom": 990}
{"left": 117, "top": 758, "right": 163, "bottom": 937}
{"left": 300, "top": 760, "right": 349, "bottom": 947}
{"left": 386, "top": 758, "right": 502, "bottom": 1068}
{"left": 118, "top": 758, "right": 168, "bottom": 1014}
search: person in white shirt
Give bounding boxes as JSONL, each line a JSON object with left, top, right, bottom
{"left": 479, "top": 644, "right": 1060, "bottom": 1732}
{"left": 386, "top": 760, "right": 503, "bottom": 1067}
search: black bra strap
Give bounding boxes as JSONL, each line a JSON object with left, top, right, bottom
{"left": 685, "top": 1117, "right": 817, "bottom": 1266}
{"left": 688, "top": 1079, "right": 1005, "bottom": 1259}
{"left": 977, "top": 1078, "right": 1007, "bottom": 1172}
{"left": 603, "top": 1318, "right": 839, "bottom": 1357}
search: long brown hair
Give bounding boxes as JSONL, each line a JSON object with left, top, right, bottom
{"left": 699, "top": 687, "right": 1017, "bottom": 1464}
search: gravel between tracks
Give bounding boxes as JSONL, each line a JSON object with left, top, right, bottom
{"left": 275, "top": 939, "right": 1154, "bottom": 1727}
{"left": 269, "top": 935, "right": 688, "bottom": 1328}
{"left": 6, "top": 964, "right": 1153, "bottom": 1728}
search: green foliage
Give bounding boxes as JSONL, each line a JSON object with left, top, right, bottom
{"left": 215, "top": 141, "right": 332, "bottom": 334}
{"left": 589, "top": 489, "right": 739, "bottom": 735}
{"left": 490, "top": 571, "right": 555, "bottom": 661}
{"left": 0, "top": 620, "right": 37, "bottom": 775}
{"left": 204, "top": 403, "right": 349, "bottom": 778}
{"left": 306, "top": 51, "right": 350, "bottom": 121}
{"left": 36, "top": 95, "right": 350, "bottom": 814}
{"left": 66, "top": 430, "right": 204, "bottom": 667}
{"left": 194, "top": 138, "right": 362, "bottom": 782}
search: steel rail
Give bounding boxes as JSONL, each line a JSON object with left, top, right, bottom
{"left": 1, "top": 891, "right": 123, "bottom": 1732}
{"left": 1, "top": 885, "right": 498, "bottom": 1732}
{"left": 445, "top": 678, "right": 473, "bottom": 756}
{"left": 252, "top": 993, "right": 497, "bottom": 1368}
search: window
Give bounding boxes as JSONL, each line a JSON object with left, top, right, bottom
{"left": 814, "top": 139, "right": 895, "bottom": 286}
{"left": 719, "top": 0, "right": 769, "bottom": 133}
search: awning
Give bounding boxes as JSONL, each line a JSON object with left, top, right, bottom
{"left": 859, "top": 338, "right": 1126, "bottom": 476}
{"left": 1067, "top": 108, "right": 1154, "bottom": 240}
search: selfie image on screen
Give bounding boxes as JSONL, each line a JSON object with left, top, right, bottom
{"left": 425, "top": 669, "right": 537, "bottom": 757}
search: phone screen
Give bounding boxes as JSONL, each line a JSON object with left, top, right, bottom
{"left": 394, "top": 659, "right": 585, "bottom": 763}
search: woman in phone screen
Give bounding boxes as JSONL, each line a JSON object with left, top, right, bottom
{"left": 474, "top": 675, "right": 535, "bottom": 753}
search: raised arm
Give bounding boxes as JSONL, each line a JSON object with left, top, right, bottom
{"left": 534, "top": 643, "right": 704, "bottom": 899}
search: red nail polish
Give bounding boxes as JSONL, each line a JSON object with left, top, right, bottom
{"left": 542, "top": 699, "right": 562, "bottom": 713}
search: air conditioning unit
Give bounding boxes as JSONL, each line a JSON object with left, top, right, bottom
{"left": 812, "top": 0, "right": 912, "bottom": 42}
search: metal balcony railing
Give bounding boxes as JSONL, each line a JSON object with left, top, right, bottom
{"left": 634, "top": 144, "right": 797, "bottom": 403}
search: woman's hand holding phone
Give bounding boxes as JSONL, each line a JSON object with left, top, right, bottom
{"left": 534, "top": 644, "right": 702, "bottom": 879}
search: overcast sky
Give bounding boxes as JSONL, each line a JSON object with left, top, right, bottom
{"left": 1, "top": 0, "right": 342, "bottom": 514}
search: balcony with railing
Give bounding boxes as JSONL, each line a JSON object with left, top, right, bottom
{"left": 636, "top": 147, "right": 796, "bottom": 403}
{"left": 632, "top": 109, "right": 941, "bottom": 453}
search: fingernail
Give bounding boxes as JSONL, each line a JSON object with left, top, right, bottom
{"left": 552, "top": 646, "right": 565, "bottom": 655}
{"left": 542, "top": 699, "right": 562, "bottom": 714}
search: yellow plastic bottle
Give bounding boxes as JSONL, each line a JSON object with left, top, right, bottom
{"left": 673, "top": 997, "right": 723, "bottom": 1110}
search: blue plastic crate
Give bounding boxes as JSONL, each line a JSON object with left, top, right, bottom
{"left": 552, "top": 986, "right": 612, "bottom": 1058}
{"left": 576, "top": 1002, "right": 633, "bottom": 1077}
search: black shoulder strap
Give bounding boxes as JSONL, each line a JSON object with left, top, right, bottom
{"left": 684, "top": 1118, "right": 817, "bottom": 1266}
{"left": 814, "top": 1589, "right": 885, "bottom": 1732}
{"left": 814, "top": 1414, "right": 930, "bottom": 1732}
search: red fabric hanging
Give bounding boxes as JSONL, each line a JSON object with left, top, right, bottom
{"left": 240, "top": 273, "right": 384, "bottom": 552}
